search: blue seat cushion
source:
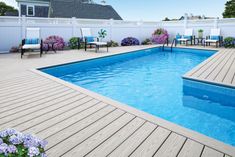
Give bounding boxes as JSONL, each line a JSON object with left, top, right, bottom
{"left": 183, "top": 35, "right": 191, "bottom": 40}
{"left": 25, "top": 38, "right": 39, "bottom": 44}
{"left": 85, "top": 36, "right": 95, "bottom": 43}
{"left": 210, "top": 36, "right": 220, "bottom": 40}
{"left": 176, "top": 35, "right": 181, "bottom": 40}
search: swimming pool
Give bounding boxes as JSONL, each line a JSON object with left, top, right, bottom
{"left": 41, "top": 47, "right": 235, "bottom": 146}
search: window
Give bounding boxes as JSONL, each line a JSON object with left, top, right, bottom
{"left": 27, "top": 5, "right": 34, "bottom": 16}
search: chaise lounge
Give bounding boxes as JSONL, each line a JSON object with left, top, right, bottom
{"left": 81, "top": 28, "right": 108, "bottom": 52}
{"left": 21, "top": 28, "right": 43, "bottom": 58}
{"left": 204, "top": 28, "right": 223, "bottom": 48}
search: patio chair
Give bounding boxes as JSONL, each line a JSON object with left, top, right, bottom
{"left": 21, "top": 28, "right": 43, "bottom": 58}
{"left": 81, "top": 28, "right": 108, "bottom": 52}
{"left": 204, "top": 29, "right": 223, "bottom": 48}
{"left": 176, "top": 29, "right": 195, "bottom": 46}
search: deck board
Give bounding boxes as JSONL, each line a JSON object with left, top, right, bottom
{"left": 184, "top": 49, "right": 235, "bottom": 88}
{"left": 177, "top": 139, "right": 204, "bottom": 157}
{"left": 0, "top": 47, "right": 234, "bottom": 157}
{"left": 153, "top": 133, "right": 186, "bottom": 157}
{"left": 201, "top": 147, "right": 224, "bottom": 157}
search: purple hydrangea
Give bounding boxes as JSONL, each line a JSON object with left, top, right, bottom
{"left": 23, "top": 134, "right": 40, "bottom": 148}
{"left": 9, "top": 134, "right": 23, "bottom": 145}
{"left": 121, "top": 37, "right": 140, "bottom": 46}
{"left": 0, "top": 129, "right": 48, "bottom": 157}
{"left": 152, "top": 28, "right": 169, "bottom": 44}
{"left": 7, "top": 145, "right": 17, "bottom": 154}
{"left": 0, "top": 130, "right": 8, "bottom": 138}
{"left": 0, "top": 143, "right": 8, "bottom": 155}
{"left": 43, "top": 35, "right": 65, "bottom": 51}
{"left": 28, "top": 147, "right": 40, "bottom": 157}
{"left": 41, "top": 153, "right": 47, "bottom": 157}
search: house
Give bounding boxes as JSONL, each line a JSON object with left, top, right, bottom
{"left": 179, "top": 14, "right": 217, "bottom": 20}
{"left": 16, "top": 0, "right": 122, "bottom": 20}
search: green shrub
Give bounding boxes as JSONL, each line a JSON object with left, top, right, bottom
{"left": 107, "top": 40, "right": 119, "bottom": 47}
{"left": 69, "top": 37, "right": 79, "bottom": 49}
{"left": 224, "top": 37, "right": 235, "bottom": 48}
{"left": 142, "top": 38, "right": 152, "bottom": 45}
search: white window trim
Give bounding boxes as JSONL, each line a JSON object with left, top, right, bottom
{"left": 27, "top": 5, "right": 35, "bottom": 16}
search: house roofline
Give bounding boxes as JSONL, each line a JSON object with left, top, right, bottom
{"left": 16, "top": 0, "right": 50, "bottom": 4}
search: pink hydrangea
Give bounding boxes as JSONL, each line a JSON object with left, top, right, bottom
{"left": 152, "top": 28, "right": 169, "bottom": 44}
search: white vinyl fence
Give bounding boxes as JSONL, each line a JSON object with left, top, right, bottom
{"left": 0, "top": 16, "right": 235, "bottom": 53}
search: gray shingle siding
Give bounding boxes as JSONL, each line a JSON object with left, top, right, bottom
{"left": 20, "top": 4, "right": 49, "bottom": 17}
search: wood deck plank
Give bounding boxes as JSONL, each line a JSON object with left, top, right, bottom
{"left": 153, "top": 132, "right": 186, "bottom": 157}
{"left": 0, "top": 87, "right": 74, "bottom": 116}
{"left": 22, "top": 97, "right": 99, "bottom": 134}
{"left": 201, "top": 147, "right": 224, "bottom": 157}
{"left": 206, "top": 50, "right": 234, "bottom": 81}
{"left": 46, "top": 108, "right": 125, "bottom": 157}
{"left": 85, "top": 117, "right": 145, "bottom": 157}
{"left": 62, "top": 113, "right": 136, "bottom": 157}
{"left": 223, "top": 57, "right": 235, "bottom": 84}
{"left": 188, "top": 51, "right": 226, "bottom": 77}
{"left": 177, "top": 139, "right": 204, "bottom": 157}
{"left": 37, "top": 103, "right": 112, "bottom": 140}
{"left": 0, "top": 85, "right": 69, "bottom": 108}
{"left": 0, "top": 93, "right": 87, "bottom": 129}
{"left": 214, "top": 50, "right": 235, "bottom": 82}
{"left": 197, "top": 50, "right": 229, "bottom": 79}
{"left": 0, "top": 82, "right": 61, "bottom": 103}
{"left": 108, "top": 122, "right": 156, "bottom": 157}
{"left": 130, "top": 126, "right": 171, "bottom": 157}
{"left": 17, "top": 96, "right": 93, "bottom": 132}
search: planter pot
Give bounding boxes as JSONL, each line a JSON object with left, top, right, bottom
{"left": 198, "top": 32, "right": 203, "bottom": 38}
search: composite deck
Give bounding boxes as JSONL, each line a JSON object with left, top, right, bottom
{"left": 184, "top": 49, "right": 235, "bottom": 88}
{"left": 0, "top": 46, "right": 234, "bottom": 157}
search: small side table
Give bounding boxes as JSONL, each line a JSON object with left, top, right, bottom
{"left": 195, "top": 38, "right": 205, "bottom": 46}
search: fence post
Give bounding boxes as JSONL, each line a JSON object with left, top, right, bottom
{"left": 109, "top": 18, "right": 113, "bottom": 41}
{"left": 184, "top": 13, "right": 188, "bottom": 29}
{"left": 214, "top": 18, "right": 218, "bottom": 28}
{"left": 21, "top": 15, "right": 26, "bottom": 40}
{"left": 137, "top": 20, "right": 143, "bottom": 41}
{"left": 72, "top": 17, "right": 76, "bottom": 37}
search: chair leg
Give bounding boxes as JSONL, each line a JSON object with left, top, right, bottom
{"left": 21, "top": 48, "right": 24, "bottom": 58}
{"left": 107, "top": 45, "right": 108, "bottom": 52}
{"left": 85, "top": 42, "right": 87, "bottom": 51}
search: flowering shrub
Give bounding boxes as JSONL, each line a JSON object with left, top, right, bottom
{"left": 152, "top": 28, "right": 169, "bottom": 44}
{"left": 224, "top": 37, "right": 235, "bottom": 48}
{"left": 69, "top": 37, "right": 79, "bottom": 49}
{"left": 0, "top": 128, "right": 47, "bottom": 157}
{"left": 43, "top": 35, "right": 65, "bottom": 51}
{"left": 121, "top": 37, "right": 140, "bottom": 46}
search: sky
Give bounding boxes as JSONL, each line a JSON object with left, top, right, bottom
{"left": 2, "top": 0, "right": 228, "bottom": 21}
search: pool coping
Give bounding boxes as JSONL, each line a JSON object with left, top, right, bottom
{"left": 30, "top": 46, "right": 235, "bottom": 156}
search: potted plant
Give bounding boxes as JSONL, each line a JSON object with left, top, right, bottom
{"left": 198, "top": 29, "right": 204, "bottom": 38}
{"left": 98, "top": 29, "right": 107, "bottom": 42}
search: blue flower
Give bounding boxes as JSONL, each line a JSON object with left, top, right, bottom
{"left": 41, "top": 153, "right": 47, "bottom": 157}
{"left": 9, "top": 134, "right": 23, "bottom": 145}
{"left": 7, "top": 145, "right": 17, "bottom": 154}
{"left": 0, "top": 130, "right": 8, "bottom": 138}
{"left": 5, "top": 129, "right": 18, "bottom": 136}
{"left": 39, "top": 140, "right": 48, "bottom": 149}
{"left": 28, "top": 147, "right": 40, "bottom": 157}
{"left": 0, "top": 143, "right": 8, "bottom": 155}
{"left": 0, "top": 138, "right": 3, "bottom": 145}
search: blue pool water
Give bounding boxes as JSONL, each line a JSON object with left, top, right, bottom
{"left": 41, "top": 47, "right": 235, "bottom": 146}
